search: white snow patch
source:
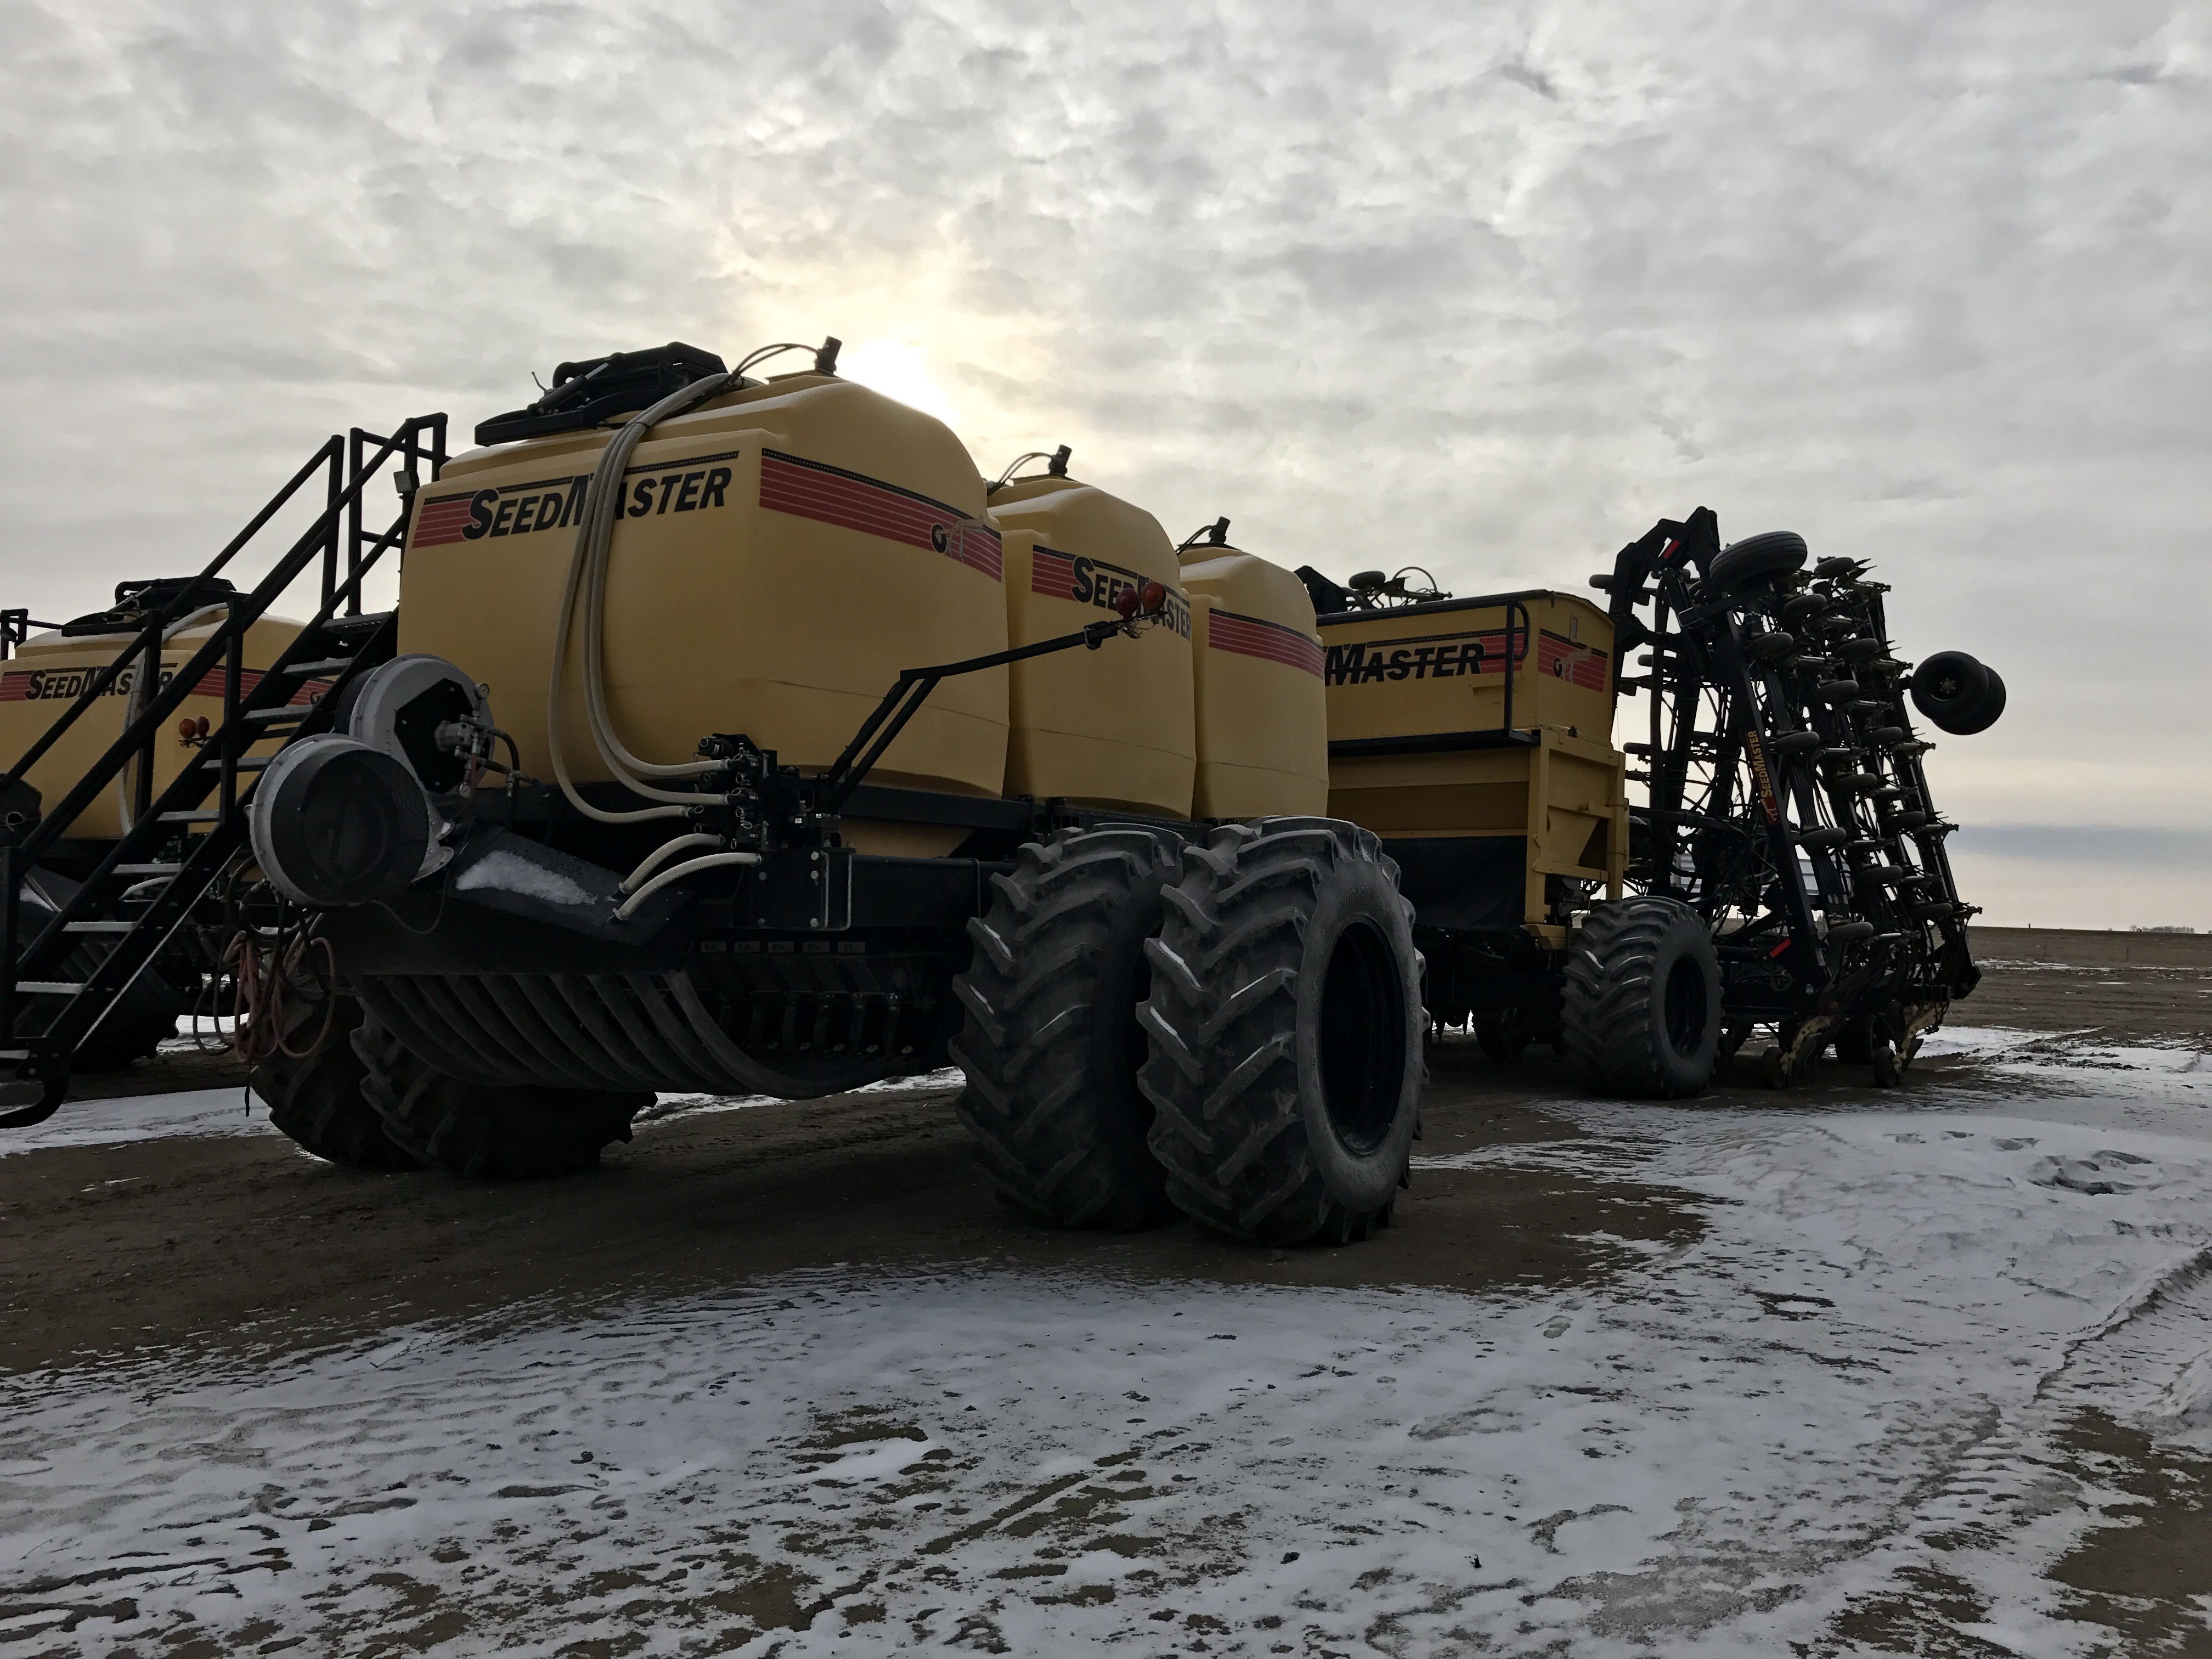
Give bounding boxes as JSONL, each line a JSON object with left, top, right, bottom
{"left": 856, "top": 1064, "right": 963, "bottom": 1096}
{"left": 1912, "top": 1022, "right": 2073, "bottom": 1059}
{"left": 0, "top": 1069, "right": 966, "bottom": 1154}
{"left": 453, "top": 848, "right": 596, "bottom": 907}
{"left": 640, "top": 1068, "right": 963, "bottom": 1130}
{"left": 0, "top": 1086, "right": 276, "bottom": 1156}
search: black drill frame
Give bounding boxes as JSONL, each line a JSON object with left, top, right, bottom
{"left": 1593, "top": 508, "right": 1978, "bottom": 1076}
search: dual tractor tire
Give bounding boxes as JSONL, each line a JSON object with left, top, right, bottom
{"left": 952, "top": 817, "right": 1425, "bottom": 1246}
{"left": 1910, "top": 650, "right": 2007, "bottom": 736}
{"left": 253, "top": 995, "right": 644, "bottom": 1177}
{"left": 1562, "top": 896, "right": 1722, "bottom": 1098}
{"left": 353, "top": 1012, "right": 646, "bottom": 1178}
{"left": 1141, "top": 819, "right": 1426, "bottom": 1246}
{"left": 950, "top": 826, "right": 1181, "bottom": 1231}
{"left": 251, "top": 988, "right": 420, "bottom": 1171}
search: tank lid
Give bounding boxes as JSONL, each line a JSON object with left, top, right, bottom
{"left": 59, "top": 575, "right": 240, "bottom": 637}
{"left": 986, "top": 444, "right": 1071, "bottom": 496}
{"left": 1176, "top": 517, "right": 1232, "bottom": 554}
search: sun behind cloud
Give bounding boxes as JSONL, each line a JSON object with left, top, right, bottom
{"left": 833, "top": 338, "right": 963, "bottom": 427}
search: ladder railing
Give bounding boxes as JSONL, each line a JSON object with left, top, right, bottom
{"left": 0, "top": 414, "right": 447, "bottom": 1120}
{"left": 1, "top": 611, "right": 59, "bottom": 662}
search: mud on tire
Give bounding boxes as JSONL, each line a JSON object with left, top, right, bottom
{"left": 950, "top": 825, "right": 1181, "bottom": 1231}
{"left": 355, "top": 1009, "right": 645, "bottom": 1178}
{"left": 1139, "top": 817, "right": 1424, "bottom": 1246}
{"left": 251, "top": 990, "right": 422, "bottom": 1170}
{"left": 1562, "top": 896, "right": 1720, "bottom": 1098}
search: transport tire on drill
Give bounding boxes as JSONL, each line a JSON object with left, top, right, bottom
{"left": 1706, "top": 530, "right": 1808, "bottom": 594}
{"left": 1139, "top": 818, "right": 1424, "bottom": 1246}
{"left": 1910, "top": 651, "right": 2006, "bottom": 736}
{"left": 354, "top": 1009, "right": 645, "bottom": 1178}
{"left": 949, "top": 825, "right": 1182, "bottom": 1231}
{"left": 1562, "top": 896, "right": 1721, "bottom": 1098}
{"left": 251, "top": 990, "right": 423, "bottom": 1171}
{"left": 1930, "top": 664, "right": 2005, "bottom": 736}
{"left": 1831, "top": 1019, "right": 1873, "bottom": 1065}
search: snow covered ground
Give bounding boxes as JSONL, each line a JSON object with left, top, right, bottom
{"left": 0, "top": 1080, "right": 275, "bottom": 1154}
{"left": 3, "top": 1032, "right": 2209, "bottom": 1654}
{"left": 0, "top": 1065, "right": 968, "bottom": 1155}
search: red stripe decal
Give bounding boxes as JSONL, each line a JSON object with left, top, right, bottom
{"left": 952, "top": 523, "right": 1003, "bottom": 580}
{"left": 182, "top": 668, "right": 331, "bottom": 705}
{"left": 1030, "top": 549, "right": 1080, "bottom": 600}
{"left": 0, "top": 668, "right": 330, "bottom": 706}
{"left": 1536, "top": 633, "right": 1609, "bottom": 691}
{"left": 760, "top": 452, "right": 998, "bottom": 582}
{"left": 190, "top": 668, "right": 256, "bottom": 699}
{"left": 1453, "top": 631, "right": 1525, "bottom": 675}
{"left": 1208, "top": 610, "right": 1324, "bottom": 678}
{"left": 413, "top": 494, "right": 477, "bottom": 548}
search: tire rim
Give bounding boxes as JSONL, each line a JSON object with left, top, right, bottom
{"left": 1663, "top": 955, "right": 1711, "bottom": 1058}
{"left": 1318, "top": 920, "right": 1405, "bottom": 1154}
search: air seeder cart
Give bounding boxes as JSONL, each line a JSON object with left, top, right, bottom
{"left": 1, "top": 340, "right": 2004, "bottom": 1246}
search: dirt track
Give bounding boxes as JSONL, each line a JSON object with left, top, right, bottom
{"left": 15, "top": 924, "right": 2186, "bottom": 1381}
{"left": 3, "top": 924, "right": 2208, "bottom": 1655}
{"left": 2, "top": 1056, "right": 1702, "bottom": 1380}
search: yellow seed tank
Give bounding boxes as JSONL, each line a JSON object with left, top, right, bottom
{"left": 399, "top": 375, "right": 1010, "bottom": 827}
{"left": 1178, "top": 538, "right": 1330, "bottom": 819}
{"left": 989, "top": 471, "right": 1195, "bottom": 817}
{"left": 0, "top": 608, "right": 314, "bottom": 842}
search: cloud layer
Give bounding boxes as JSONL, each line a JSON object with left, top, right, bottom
{"left": 3, "top": 1, "right": 2205, "bottom": 922}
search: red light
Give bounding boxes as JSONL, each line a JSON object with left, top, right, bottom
{"left": 1139, "top": 580, "right": 1166, "bottom": 613}
{"left": 1113, "top": 586, "right": 1140, "bottom": 618}
{"left": 195, "top": 716, "right": 211, "bottom": 738}
{"left": 177, "top": 718, "right": 197, "bottom": 740}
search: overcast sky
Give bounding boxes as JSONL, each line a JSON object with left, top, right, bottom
{"left": 4, "top": 1, "right": 2205, "bottom": 927}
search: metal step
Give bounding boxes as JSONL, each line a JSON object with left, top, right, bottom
{"left": 182, "top": 747, "right": 274, "bottom": 775}
{"left": 0, "top": 424, "right": 437, "bottom": 1093}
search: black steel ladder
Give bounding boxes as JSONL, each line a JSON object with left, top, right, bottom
{"left": 0, "top": 415, "right": 448, "bottom": 1124}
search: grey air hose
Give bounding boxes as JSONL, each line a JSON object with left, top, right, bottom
{"left": 546, "top": 372, "right": 740, "bottom": 823}
{"left": 617, "top": 831, "right": 724, "bottom": 894}
{"left": 550, "top": 344, "right": 833, "bottom": 819}
{"left": 545, "top": 365, "right": 766, "bottom": 910}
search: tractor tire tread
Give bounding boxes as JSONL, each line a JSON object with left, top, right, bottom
{"left": 1561, "top": 896, "right": 1718, "bottom": 1099}
{"left": 951, "top": 826, "right": 1181, "bottom": 1231}
{"left": 354, "top": 1009, "right": 642, "bottom": 1178}
{"left": 1139, "top": 817, "right": 1414, "bottom": 1245}
{"left": 252, "top": 994, "right": 422, "bottom": 1171}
